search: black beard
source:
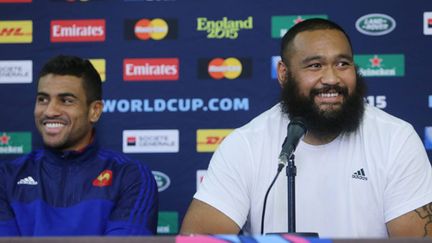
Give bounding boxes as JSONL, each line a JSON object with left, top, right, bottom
{"left": 280, "top": 71, "right": 367, "bottom": 138}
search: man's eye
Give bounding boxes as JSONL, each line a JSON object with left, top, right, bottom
{"left": 308, "top": 63, "right": 321, "bottom": 69}
{"left": 338, "top": 61, "right": 352, "bottom": 67}
{"left": 37, "top": 97, "right": 48, "bottom": 103}
{"left": 63, "top": 98, "right": 74, "bottom": 104}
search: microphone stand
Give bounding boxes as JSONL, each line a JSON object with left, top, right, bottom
{"left": 285, "top": 154, "right": 318, "bottom": 237}
{"left": 287, "top": 154, "right": 296, "bottom": 233}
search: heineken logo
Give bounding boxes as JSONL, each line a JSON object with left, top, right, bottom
{"left": 271, "top": 15, "right": 328, "bottom": 38}
{"left": 0, "top": 133, "right": 10, "bottom": 145}
{"left": 354, "top": 54, "right": 404, "bottom": 77}
{"left": 157, "top": 211, "right": 178, "bottom": 234}
{"left": 152, "top": 171, "right": 171, "bottom": 192}
{"left": 356, "top": 14, "right": 396, "bottom": 36}
{"left": 0, "top": 132, "right": 32, "bottom": 154}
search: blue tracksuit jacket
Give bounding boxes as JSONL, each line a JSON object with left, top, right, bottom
{"left": 0, "top": 140, "right": 158, "bottom": 236}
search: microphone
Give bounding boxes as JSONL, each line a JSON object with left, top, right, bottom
{"left": 278, "top": 117, "right": 307, "bottom": 169}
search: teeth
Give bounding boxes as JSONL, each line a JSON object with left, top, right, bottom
{"left": 319, "top": 93, "right": 338, "bottom": 98}
{"left": 45, "top": 123, "right": 64, "bottom": 128}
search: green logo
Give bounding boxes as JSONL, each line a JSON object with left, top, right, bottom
{"left": 157, "top": 211, "right": 178, "bottom": 234}
{"left": 197, "top": 16, "right": 253, "bottom": 39}
{"left": 0, "top": 132, "right": 31, "bottom": 154}
{"left": 271, "top": 15, "right": 328, "bottom": 38}
{"left": 355, "top": 54, "right": 404, "bottom": 77}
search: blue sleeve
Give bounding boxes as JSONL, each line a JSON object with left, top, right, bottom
{"left": 0, "top": 165, "right": 20, "bottom": 236}
{"left": 105, "top": 161, "right": 158, "bottom": 235}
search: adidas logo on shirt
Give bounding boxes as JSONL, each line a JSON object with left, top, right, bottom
{"left": 352, "top": 168, "right": 368, "bottom": 180}
{"left": 17, "top": 176, "right": 38, "bottom": 185}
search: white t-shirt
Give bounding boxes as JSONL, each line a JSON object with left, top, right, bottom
{"left": 195, "top": 103, "right": 432, "bottom": 238}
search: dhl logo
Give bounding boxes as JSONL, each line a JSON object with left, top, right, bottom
{"left": 0, "top": 21, "right": 32, "bottom": 43}
{"left": 89, "top": 59, "right": 106, "bottom": 82}
{"left": 196, "top": 129, "right": 233, "bottom": 152}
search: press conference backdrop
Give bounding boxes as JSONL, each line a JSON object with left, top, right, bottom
{"left": 0, "top": 0, "right": 432, "bottom": 234}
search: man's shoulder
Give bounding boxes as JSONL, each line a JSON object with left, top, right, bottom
{"left": 97, "top": 148, "right": 152, "bottom": 172}
{"left": 363, "top": 104, "right": 412, "bottom": 130}
{"left": 236, "top": 103, "right": 286, "bottom": 134}
{"left": 0, "top": 150, "right": 43, "bottom": 168}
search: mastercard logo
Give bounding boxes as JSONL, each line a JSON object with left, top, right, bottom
{"left": 134, "top": 18, "right": 168, "bottom": 40}
{"left": 208, "top": 58, "right": 242, "bottom": 79}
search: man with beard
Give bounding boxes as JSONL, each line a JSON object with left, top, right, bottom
{"left": 181, "top": 19, "right": 432, "bottom": 238}
{"left": 0, "top": 55, "right": 158, "bottom": 236}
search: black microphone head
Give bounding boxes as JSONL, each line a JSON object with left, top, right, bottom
{"left": 280, "top": 117, "right": 308, "bottom": 160}
{"left": 288, "top": 117, "right": 307, "bottom": 130}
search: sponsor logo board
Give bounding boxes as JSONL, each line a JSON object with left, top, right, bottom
{"left": 123, "top": 58, "right": 179, "bottom": 81}
{"left": 425, "top": 127, "right": 432, "bottom": 150}
{"left": 196, "top": 169, "right": 207, "bottom": 191}
{"left": 157, "top": 211, "right": 178, "bottom": 234}
{"left": 355, "top": 54, "right": 404, "bottom": 77}
{"left": 50, "top": 19, "right": 105, "bottom": 42}
{"left": 271, "top": 15, "right": 328, "bottom": 38}
{"left": 196, "top": 129, "right": 233, "bottom": 152}
{"left": 424, "top": 12, "right": 432, "bottom": 35}
{"left": 0, "top": 20, "right": 32, "bottom": 43}
{"left": 198, "top": 57, "right": 251, "bottom": 80}
{"left": 0, "top": 132, "right": 31, "bottom": 154}
{"left": 124, "top": 18, "right": 177, "bottom": 40}
{"left": 89, "top": 59, "right": 106, "bottom": 82}
{"left": 0, "top": 60, "right": 32, "bottom": 83}
{"left": 356, "top": 13, "right": 396, "bottom": 36}
{"left": 152, "top": 171, "right": 171, "bottom": 192}
{"left": 123, "top": 129, "right": 179, "bottom": 153}
{"left": 197, "top": 16, "right": 253, "bottom": 39}
{"left": 271, "top": 56, "right": 281, "bottom": 79}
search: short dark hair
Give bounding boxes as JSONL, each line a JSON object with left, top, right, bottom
{"left": 38, "top": 55, "right": 102, "bottom": 103}
{"left": 280, "top": 18, "right": 352, "bottom": 64}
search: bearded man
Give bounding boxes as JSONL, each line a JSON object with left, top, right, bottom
{"left": 180, "top": 18, "right": 432, "bottom": 238}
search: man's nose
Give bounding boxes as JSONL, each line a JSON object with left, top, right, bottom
{"left": 321, "top": 67, "right": 340, "bottom": 85}
{"left": 44, "top": 101, "right": 61, "bottom": 117}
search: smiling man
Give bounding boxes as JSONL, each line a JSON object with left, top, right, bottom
{"left": 0, "top": 55, "right": 158, "bottom": 236}
{"left": 181, "top": 19, "right": 432, "bottom": 238}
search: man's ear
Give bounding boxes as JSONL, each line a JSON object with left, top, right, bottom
{"left": 277, "top": 60, "right": 288, "bottom": 88}
{"left": 89, "top": 100, "right": 103, "bottom": 123}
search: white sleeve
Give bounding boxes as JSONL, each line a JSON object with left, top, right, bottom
{"left": 194, "top": 130, "right": 253, "bottom": 228}
{"left": 384, "top": 124, "right": 432, "bottom": 222}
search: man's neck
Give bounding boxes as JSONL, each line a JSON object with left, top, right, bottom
{"left": 303, "top": 131, "right": 339, "bottom": 145}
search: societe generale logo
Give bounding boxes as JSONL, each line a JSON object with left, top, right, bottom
{"left": 123, "top": 58, "right": 179, "bottom": 81}
{"left": 123, "top": 129, "right": 179, "bottom": 153}
{"left": 0, "top": 20, "right": 32, "bottom": 43}
{"left": 50, "top": 19, "right": 106, "bottom": 42}
{"left": 0, "top": 60, "right": 32, "bottom": 83}
{"left": 196, "top": 129, "right": 233, "bottom": 152}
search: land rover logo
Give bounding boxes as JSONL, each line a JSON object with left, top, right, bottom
{"left": 152, "top": 171, "right": 171, "bottom": 192}
{"left": 356, "top": 14, "right": 396, "bottom": 36}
